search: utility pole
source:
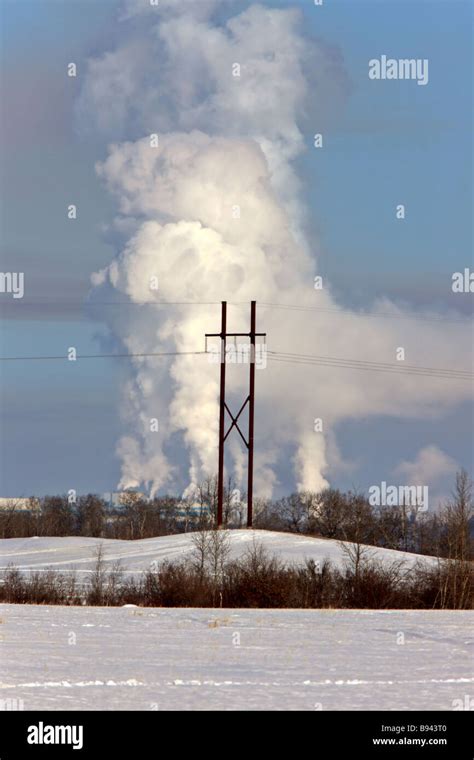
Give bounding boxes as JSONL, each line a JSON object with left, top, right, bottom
{"left": 247, "top": 300, "right": 256, "bottom": 528}
{"left": 206, "top": 301, "right": 265, "bottom": 528}
{"left": 217, "top": 301, "right": 227, "bottom": 529}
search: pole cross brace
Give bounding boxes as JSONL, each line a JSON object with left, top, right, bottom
{"left": 224, "top": 397, "right": 250, "bottom": 447}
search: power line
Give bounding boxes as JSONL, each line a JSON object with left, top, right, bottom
{"left": 5, "top": 298, "right": 472, "bottom": 325}
{"left": 268, "top": 351, "right": 473, "bottom": 381}
{"left": 88, "top": 300, "right": 230, "bottom": 306}
{"left": 260, "top": 302, "right": 473, "bottom": 325}
{"left": 1, "top": 299, "right": 241, "bottom": 306}
{"left": 1, "top": 346, "right": 471, "bottom": 382}
{"left": 269, "top": 353, "right": 473, "bottom": 379}
{"left": 268, "top": 356, "right": 473, "bottom": 381}
{"left": 0, "top": 350, "right": 207, "bottom": 362}
{"left": 270, "top": 350, "right": 472, "bottom": 376}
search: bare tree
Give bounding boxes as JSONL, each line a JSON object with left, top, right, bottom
{"left": 253, "top": 497, "right": 284, "bottom": 531}
{"left": 190, "top": 528, "right": 209, "bottom": 576}
{"left": 207, "top": 529, "right": 231, "bottom": 580}
{"left": 41, "top": 495, "right": 74, "bottom": 536}
{"left": 443, "top": 470, "right": 473, "bottom": 561}
{"left": 197, "top": 476, "right": 218, "bottom": 524}
{"left": 311, "top": 489, "right": 348, "bottom": 538}
{"left": 436, "top": 470, "right": 473, "bottom": 608}
{"left": 88, "top": 544, "right": 107, "bottom": 605}
{"left": 121, "top": 492, "right": 149, "bottom": 539}
{"left": 76, "top": 495, "right": 106, "bottom": 537}
{"left": 276, "top": 493, "right": 308, "bottom": 533}
{"left": 0, "top": 499, "right": 27, "bottom": 538}
{"left": 340, "top": 540, "right": 374, "bottom": 585}
{"left": 190, "top": 527, "right": 231, "bottom": 578}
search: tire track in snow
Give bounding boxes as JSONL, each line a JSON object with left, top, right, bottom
{"left": 2, "top": 677, "right": 473, "bottom": 689}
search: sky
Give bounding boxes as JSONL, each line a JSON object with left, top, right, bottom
{"left": 0, "top": 0, "right": 472, "bottom": 505}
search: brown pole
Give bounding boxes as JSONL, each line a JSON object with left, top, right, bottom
{"left": 247, "top": 300, "right": 256, "bottom": 528}
{"left": 217, "top": 301, "right": 227, "bottom": 527}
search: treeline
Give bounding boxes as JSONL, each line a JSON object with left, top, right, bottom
{"left": 1, "top": 471, "right": 473, "bottom": 563}
{"left": 256, "top": 471, "right": 474, "bottom": 563}
{"left": 1, "top": 537, "right": 472, "bottom": 609}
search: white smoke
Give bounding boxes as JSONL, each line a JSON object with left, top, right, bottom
{"left": 79, "top": 1, "right": 472, "bottom": 497}
{"left": 394, "top": 445, "right": 458, "bottom": 487}
{"left": 120, "top": 0, "right": 231, "bottom": 22}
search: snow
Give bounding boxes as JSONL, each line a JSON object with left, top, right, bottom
{"left": 0, "top": 605, "right": 472, "bottom": 710}
{"left": 2, "top": 531, "right": 464, "bottom": 711}
{"left": 0, "top": 530, "right": 436, "bottom": 577}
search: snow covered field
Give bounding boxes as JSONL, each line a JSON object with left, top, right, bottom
{"left": 0, "top": 530, "right": 436, "bottom": 577}
{"left": 2, "top": 532, "right": 466, "bottom": 711}
{"left": 0, "top": 605, "right": 472, "bottom": 710}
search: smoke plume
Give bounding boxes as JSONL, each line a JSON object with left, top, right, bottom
{"left": 78, "top": 1, "right": 472, "bottom": 497}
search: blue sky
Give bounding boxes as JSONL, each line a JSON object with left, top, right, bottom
{"left": 0, "top": 0, "right": 472, "bottom": 499}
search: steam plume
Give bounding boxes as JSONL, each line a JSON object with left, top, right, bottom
{"left": 78, "top": 1, "right": 472, "bottom": 496}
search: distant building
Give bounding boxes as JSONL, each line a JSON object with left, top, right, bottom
{"left": 0, "top": 497, "right": 40, "bottom": 512}
{"left": 175, "top": 502, "right": 213, "bottom": 523}
{"left": 101, "top": 491, "right": 148, "bottom": 511}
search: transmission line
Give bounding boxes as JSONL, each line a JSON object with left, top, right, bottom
{"left": 268, "top": 351, "right": 473, "bottom": 381}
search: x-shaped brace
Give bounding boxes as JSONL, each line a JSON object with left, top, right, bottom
{"left": 223, "top": 397, "right": 250, "bottom": 448}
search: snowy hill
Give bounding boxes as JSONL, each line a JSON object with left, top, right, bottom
{"left": 0, "top": 530, "right": 436, "bottom": 576}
